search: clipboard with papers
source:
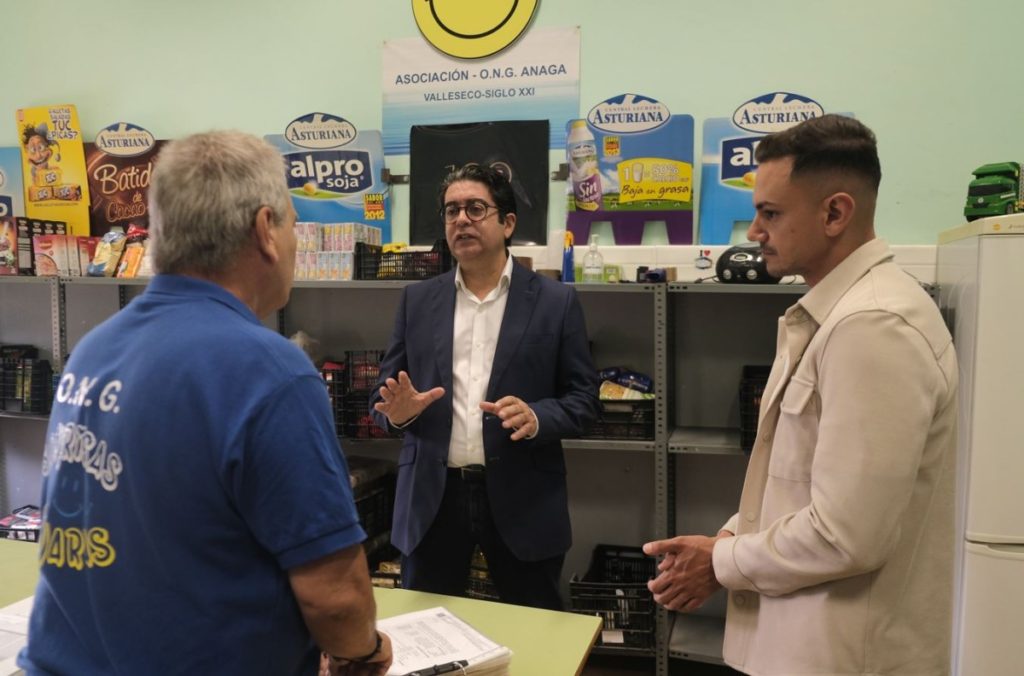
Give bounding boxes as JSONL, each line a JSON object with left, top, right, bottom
{"left": 380, "top": 606, "right": 512, "bottom": 676}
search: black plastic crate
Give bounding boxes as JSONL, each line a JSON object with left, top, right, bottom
{"left": 321, "top": 364, "right": 347, "bottom": 437}
{"left": 465, "top": 547, "right": 500, "bottom": 601}
{"left": 370, "top": 559, "right": 402, "bottom": 589}
{"left": 0, "top": 345, "right": 39, "bottom": 361}
{"left": 354, "top": 475, "right": 395, "bottom": 539}
{"left": 582, "top": 399, "right": 655, "bottom": 440}
{"left": 355, "top": 240, "right": 452, "bottom": 281}
{"left": 740, "top": 365, "right": 772, "bottom": 453}
{"left": 346, "top": 350, "right": 385, "bottom": 391}
{"left": 347, "top": 456, "right": 396, "bottom": 560}
{"left": 1, "top": 358, "right": 53, "bottom": 414}
{"left": 342, "top": 389, "right": 401, "bottom": 439}
{"left": 569, "top": 544, "right": 656, "bottom": 654}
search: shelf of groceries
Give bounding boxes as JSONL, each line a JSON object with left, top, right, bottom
{"left": 2, "top": 248, "right": 813, "bottom": 673}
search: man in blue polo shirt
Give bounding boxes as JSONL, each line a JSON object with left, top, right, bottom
{"left": 20, "top": 131, "right": 392, "bottom": 675}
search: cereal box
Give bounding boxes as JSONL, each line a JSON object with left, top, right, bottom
{"left": 32, "top": 234, "right": 72, "bottom": 276}
{"left": 76, "top": 236, "right": 101, "bottom": 276}
{"left": 16, "top": 105, "right": 92, "bottom": 236}
{"left": 0, "top": 217, "right": 17, "bottom": 275}
{"left": 16, "top": 217, "right": 65, "bottom": 275}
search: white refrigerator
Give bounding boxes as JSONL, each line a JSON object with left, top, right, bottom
{"left": 937, "top": 213, "right": 1024, "bottom": 676}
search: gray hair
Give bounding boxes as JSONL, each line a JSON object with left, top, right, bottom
{"left": 149, "top": 130, "right": 291, "bottom": 275}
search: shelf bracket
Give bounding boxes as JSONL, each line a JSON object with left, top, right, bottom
{"left": 550, "top": 163, "right": 569, "bottom": 181}
{"left": 381, "top": 168, "right": 409, "bottom": 185}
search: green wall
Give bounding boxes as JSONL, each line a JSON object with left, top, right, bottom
{"left": 2, "top": 0, "right": 1021, "bottom": 244}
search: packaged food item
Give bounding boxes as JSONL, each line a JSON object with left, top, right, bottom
{"left": 87, "top": 229, "right": 127, "bottom": 277}
{"left": 597, "top": 367, "right": 654, "bottom": 394}
{"left": 115, "top": 241, "right": 145, "bottom": 278}
{"left": 16, "top": 217, "right": 66, "bottom": 275}
{"left": 0, "top": 218, "right": 16, "bottom": 275}
{"left": 115, "top": 225, "right": 149, "bottom": 278}
{"left": 599, "top": 380, "right": 647, "bottom": 401}
{"left": 32, "top": 234, "right": 72, "bottom": 276}
{"left": 76, "top": 236, "right": 101, "bottom": 275}
{"left": 616, "top": 370, "right": 654, "bottom": 394}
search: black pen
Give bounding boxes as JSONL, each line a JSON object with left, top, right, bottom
{"left": 402, "top": 659, "right": 469, "bottom": 676}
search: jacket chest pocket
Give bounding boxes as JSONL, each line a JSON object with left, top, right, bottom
{"left": 768, "top": 377, "right": 819, "bottom": 482}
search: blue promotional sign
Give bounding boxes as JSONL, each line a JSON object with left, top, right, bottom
{"left": 0, "top": 147, "right": 26, "bottom": 221}
{"left": 265, "top": 113, "right": 392, "bottom": 242}
{"left": 699, "top": 92, "right": 829, "bottom": 244}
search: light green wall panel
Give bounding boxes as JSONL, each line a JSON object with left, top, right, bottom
{"left": 2, "top": 0, "right": 1021, "bottom": 244}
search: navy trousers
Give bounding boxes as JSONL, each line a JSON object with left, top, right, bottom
{"left": 400, "top": 466, "right": 565, "bottom": 611}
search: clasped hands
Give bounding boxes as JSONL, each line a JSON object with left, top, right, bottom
{"left": 373, "top": 370, "right": 538, "bottom": 440}
{"left": 642, "top": 531, "right": 732, "bottom": 612}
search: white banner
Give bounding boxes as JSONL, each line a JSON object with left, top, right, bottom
{"left": 382, "top": 25, "right": 580, "bottom": 155}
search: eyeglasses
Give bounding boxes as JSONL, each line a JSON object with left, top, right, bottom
{"left": 441, "top": 200, "right": 498, "bottom": 224}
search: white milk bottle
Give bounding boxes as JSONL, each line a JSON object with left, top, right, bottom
{"left": 567, "top": 120, "right": 602, "bottom": 211}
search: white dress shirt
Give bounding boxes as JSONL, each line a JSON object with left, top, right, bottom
{"left": 448, "top": 255, "right": 515, "bottom": 467}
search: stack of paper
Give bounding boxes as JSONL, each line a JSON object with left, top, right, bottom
{"left": 380, "top": 606, "right": 511, "bottom": 676}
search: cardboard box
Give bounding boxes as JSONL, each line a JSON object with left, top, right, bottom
{"left": 32, "top": 234, "right": 72, "bottom": 276}
{"left": 76, "top": 236, "right": 100, "bottom": 276}
{"left": 17, "top": 218, "right": 66, "bottom": 275}
{"left": 0, "top": 217, "right": 17, "bottom": 275}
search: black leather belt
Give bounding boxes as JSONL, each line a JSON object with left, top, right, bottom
{"left": 448, "top": 464, "right": 486, "bottom": 481}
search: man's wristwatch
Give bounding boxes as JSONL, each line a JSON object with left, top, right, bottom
{"left": 331, "top": 630, "right": 382, "bottom": 664}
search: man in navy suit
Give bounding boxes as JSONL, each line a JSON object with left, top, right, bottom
{"left": 371, "top": 164, "right": 600, "bottom": 610}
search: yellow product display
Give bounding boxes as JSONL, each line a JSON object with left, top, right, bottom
{"left": 616, "top": 157, "right": 693, "bottom": 204}
{"left": 16, "top": 104, "right": 92, "bottom": 235}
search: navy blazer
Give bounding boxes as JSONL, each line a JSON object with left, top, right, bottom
{"left": 371, "top": 260, "right": 600, "bottom": 561}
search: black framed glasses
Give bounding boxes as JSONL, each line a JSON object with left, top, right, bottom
{"left": 441, "top": 200, "right": 498, "bottom": 224}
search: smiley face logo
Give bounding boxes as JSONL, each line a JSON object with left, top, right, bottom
{"left": 413, "top": 0, "right": 538, "bottom": 59}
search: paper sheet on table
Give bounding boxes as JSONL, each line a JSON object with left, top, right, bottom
{"left": 380, "top": 606, "right": 512, "bottom": 675}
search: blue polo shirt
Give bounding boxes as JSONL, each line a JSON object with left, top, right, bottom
{"left": 20, "top": 275, "right": 365, "bottom": 675}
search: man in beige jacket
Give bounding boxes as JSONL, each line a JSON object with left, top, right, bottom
{"left": 644, "top": 114, "right": 957, "bottom": 675}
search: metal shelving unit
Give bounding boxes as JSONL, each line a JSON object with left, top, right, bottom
{"left": 663, "top": 281, "right": 806, "bottom": 670}
{"left": 0, "top": 412, "right": 49, "bottom": 422}
{"left": 668, "top": 613, "right": 729, "bottom": 665}
{"left": 669, "top": 281, "right": 809, "bottom": 295}
{"left": 0, "top": 277, "right": 60, "bottom": 513}
{"left": 668, "top": 427, "right": 745, "bottom": 456}
{"left": 1, "top": 274, "right": 821, "bottom": 675}
{"left": 563, "top": 438, "right": 657, "bottom": 453}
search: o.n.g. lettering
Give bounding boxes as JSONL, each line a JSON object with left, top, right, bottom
{"left": 41, "top": 370, "right": 125, "bottom": 571}
{"left": 54, "top": 372, "right": 122, "bottom": 412}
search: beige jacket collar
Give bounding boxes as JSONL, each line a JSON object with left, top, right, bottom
{"left": 798, "top": 238, "right": 894, "bottom": 325}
